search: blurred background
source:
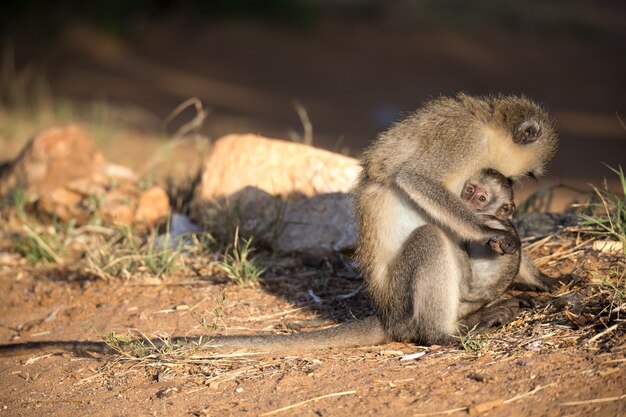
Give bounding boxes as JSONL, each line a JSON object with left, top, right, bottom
{"left": 1, "top": 0, "right": 625, "bottom": 209}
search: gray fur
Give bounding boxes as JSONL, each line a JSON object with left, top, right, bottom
{"left": 198, "top": 316, "right": 389, "bottom": 351}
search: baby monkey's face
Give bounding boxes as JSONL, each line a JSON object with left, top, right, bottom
{"left": 461, "top": 178, "right": 515, "bottom": 221}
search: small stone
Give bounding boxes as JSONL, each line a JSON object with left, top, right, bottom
{"left": 0, "top": 125, "right": 106, "bottom": 199}
{"left": 155, "top": 386, "right": 179, "bottom": 399}
{"left": 0, "top": 125, "right": 170, "bottom": 228}
{"left": 38, "top": 187, "right": 88, "bottom": 223}
{"left": 135, "top": 186, "right": 170, "bottom": 225}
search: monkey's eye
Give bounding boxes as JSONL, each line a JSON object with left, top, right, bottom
{"left": 465, "top": 185, "right": 475, "bottom": 195}
{"left": 477, "top": 195, "right": 487, "bottom": 203}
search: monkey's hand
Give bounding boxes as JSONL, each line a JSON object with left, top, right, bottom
{"left": 488, "top": 239, "right": 506, "bottom": 255}
{"left": 480, "top": 215, "right": 520, "bottom": 255}
{"left": 487, "top": 230, "right": 518, "bottom": 255}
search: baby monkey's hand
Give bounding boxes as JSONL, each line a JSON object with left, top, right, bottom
{"left": 481, "top": 216, "right": 520, "bottom": 255}
{"left": 487, "top": 230, "right": 519, "bottom": 255}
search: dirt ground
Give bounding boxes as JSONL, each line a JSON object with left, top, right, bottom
{"left": 0, "top": 228, "right": 624, "bottom": 417}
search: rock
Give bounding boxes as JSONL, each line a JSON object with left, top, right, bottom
{"left": 102, "top": 163, "right": 137, "bottom": 181}
{"left": 100, "top": 187, "right": 138, "bottom": 225}
{"left": 193, "top": 134, "right": 361, "bottom": 255}
{"left": 0, "top": 125, "right": 106, "bottom": 199}
{"left": 515, "top": 212, "right": 579, "bottom": 238}
{"left": 135, "top": 187, "right": 170, "bottom": 225}
{"left": 0, "top": 125, "right": 170, "bottom": 227}
{"left": 197, "top": 134, "right": 360, "bottom": 198}
{"left": 211, "top": 187, "right": 358, "bottom": 254}
{"left": 276, "top": 193, "right": 358, "bottom": 254}
{"left": 38, "top": 187, "right": 89, "bottom": 224}
{"left": 155, "top": 213, "right": 202, "bottom": 249}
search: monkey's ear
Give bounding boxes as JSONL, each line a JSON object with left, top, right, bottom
{"left": 513, "top": 119, "right": 542, "bottom": 144}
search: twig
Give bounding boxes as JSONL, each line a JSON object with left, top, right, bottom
{"left": 535, "top": 238, "right": 594, "bottom": 266}
{"left": 293, "top": 100, "right": 313, "bottom": 146}
{"left": 524, "top": 234, "right": 555, "bottom": 253}
{"left": 260, "top": 390, "right": 356, "bottom": 416}
{"left": 163, "top": 96, "right": 209, "bottom": 140}
{"left": 141, "top": 97, "right": 209, "bottom": 174}
{"left": 74, "top": 371, "right": 103, "bottom": 386}
{"left": 617, "top": 112, "right": 626, "bottom": 132}
{"left": 242, "top": 307, "right": 307, "bottom": 322}
{"left": 73, "top": 225, "right": 115, "bottom": 236}
{"left": 588, "top": 324, "right": 619, "bottom": 344}
{"left": 401, "top": 351, "right": 426, "bottom": 361}
{"left": 23, "top": 353, "right": 55, "bottom": 365}
{"left": 503, "top": 383, "right": 553, "bottom": 404}
{"left": 413, "top": 406, "right": 468, "bottom": 416}
{"left": 560, "top": 394, "right": 626, "bottom": 407}
{"left": 413, "top": 384, "right": 553, "bottom": 417}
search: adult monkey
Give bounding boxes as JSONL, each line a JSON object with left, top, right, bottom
{"left": 354, "top": 93, "right": 558, "bottom": 345}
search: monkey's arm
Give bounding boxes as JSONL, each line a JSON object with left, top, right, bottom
{"left": 395, "top": 169, "right": 519, "bottom": 253}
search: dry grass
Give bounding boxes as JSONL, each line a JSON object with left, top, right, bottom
{"left": 85, "top": 226, "right": 187, "bottom": 280}
{"left": 216, "top": 228, "right": 266, "bottom": 287}
{"left": 577, "top": 165, "right": 626, "bottom": 255}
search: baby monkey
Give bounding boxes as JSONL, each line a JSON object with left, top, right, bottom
{"left": 457, "top": 168, "right": 522, "bottom": 326}
{"left": 461, "top": 168, "right": 517, "bottom": 254}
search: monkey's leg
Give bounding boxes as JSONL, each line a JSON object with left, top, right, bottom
{"left": 395, "top": 170, "right": 519, "bottom": 253}
{"left": 381, "top": 225, "right": 462, "bottom": 345}
{"left": 513, "top": 251, "right": 561, "bottom": 292}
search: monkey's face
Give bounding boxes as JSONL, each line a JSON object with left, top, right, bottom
{"left": 461, "top": 183, "right": 490, "bottom": 212}
{"left": 461, "top": 181, "right": 515, "bottom": 221}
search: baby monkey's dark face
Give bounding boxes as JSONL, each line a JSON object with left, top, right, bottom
{"left": 461, "top": 172, "right": 515, "bottom": 221}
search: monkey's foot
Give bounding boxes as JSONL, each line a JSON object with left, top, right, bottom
{"left": 476, "top": 295, "right": 535, "bottom": 330}
{"left": 512, "top": 273, "right": 570, "bottom": 292}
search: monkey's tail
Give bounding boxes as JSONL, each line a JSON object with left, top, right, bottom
{"left": 0, "top": 317, "right": 390, "bottom": 357}
{"left": 0, "top": 340, "right": 114, "bottom": 357}
{"left": 182, "top": 316, "right": 390, "bottom": 352}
